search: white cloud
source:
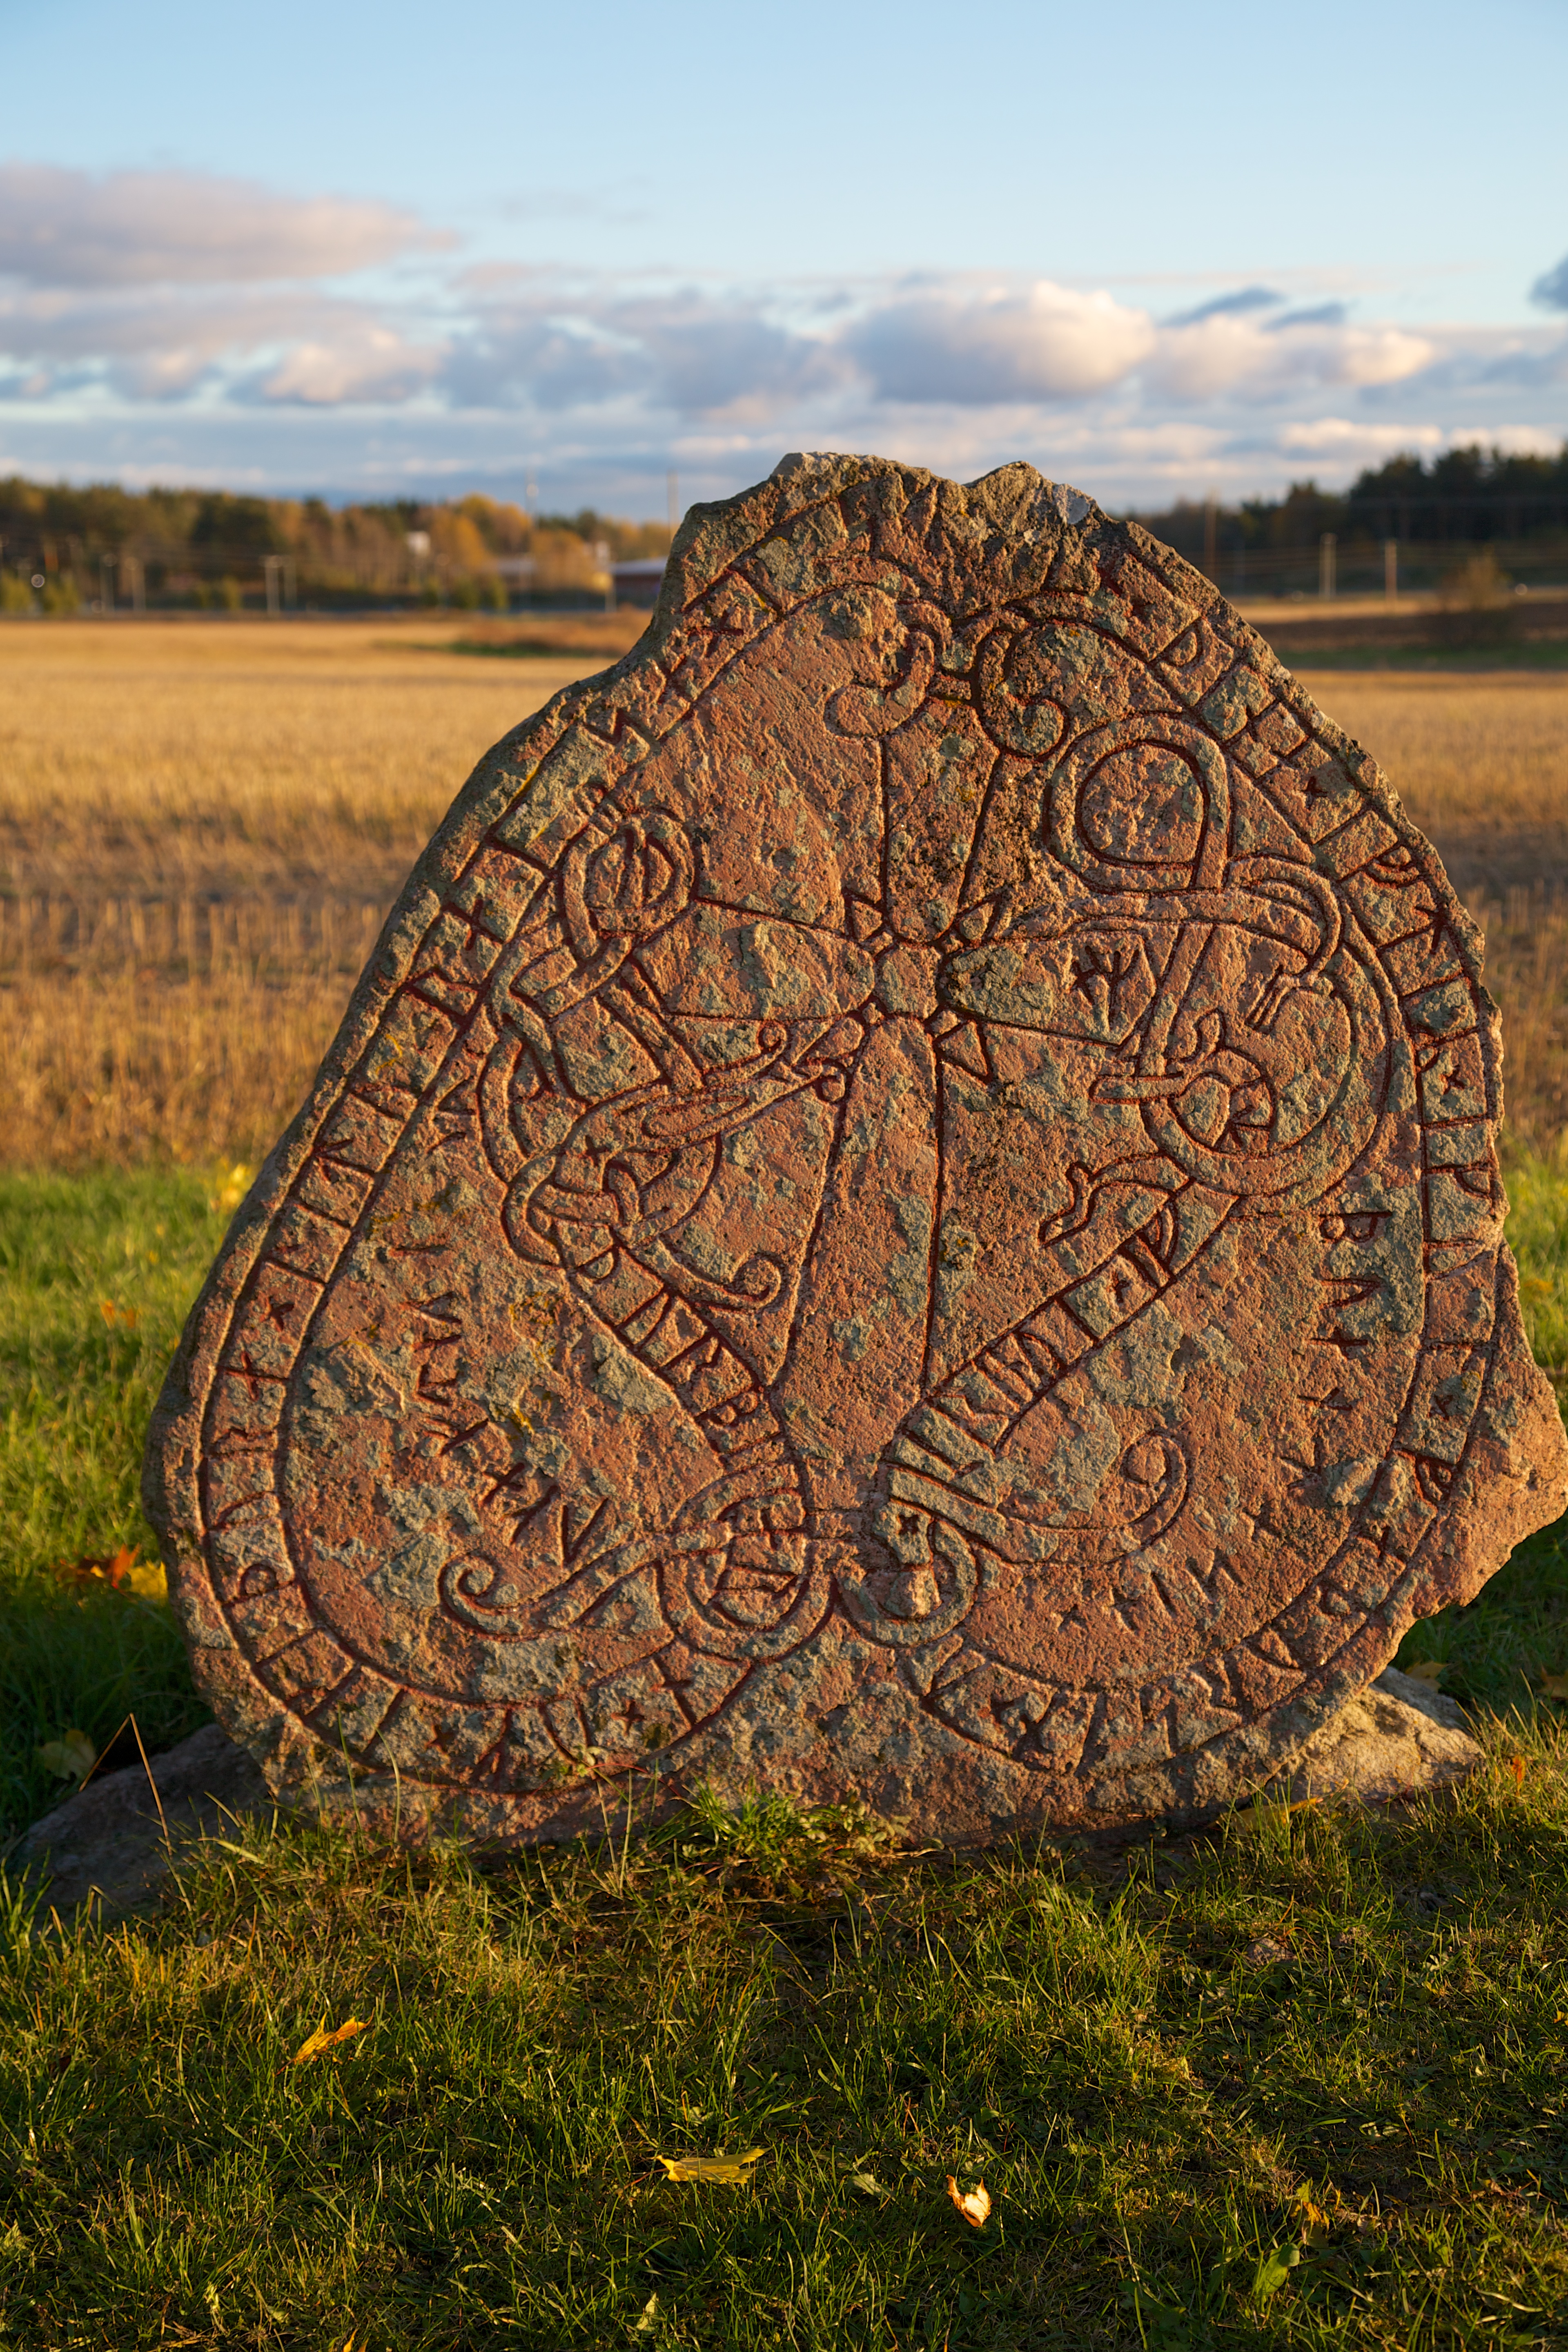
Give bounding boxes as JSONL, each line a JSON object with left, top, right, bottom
{"left": 1151, "top": 314, "right": 1274, "bottom": 403}
{"left": 0, "top": 280, "right": 448, "bottom": 404}
{"left": 1329, "top": 326, "right": 1437, "bottom": 387}
{"left": 257, "top": 324, "right": 445, "bottom": 405}
{"left": 844, "top": 280, "right": 1156, "bottom": 403}
{"left": 612, "top": 296, "right": 846, "bottom": 419}
{"left": 0, "top": 163, "right": 1560, "bottom": 508}
{"left": 1150, "top": 312, "right": 1434, "bottom": 403}
{"left": 0, "top": 163, "right": 440, "bottom": 287}
{"left": 1441, "top": 421, "right": 1564, "bottom": 457}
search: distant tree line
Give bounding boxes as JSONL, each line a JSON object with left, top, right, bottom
{"left": 0, "top": 481, "right": 673, "bottom": 612}
{"left": 1135, "top": 440, "right": 1568, "bottom": 591}
{"left": 8, "top": 440, "right": 1563, "bottom": 613}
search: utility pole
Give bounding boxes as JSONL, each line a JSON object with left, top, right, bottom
{"left": 668, "top": 470, "right": 679, "bottom": 537}
{"left": 1319, "top": 531, "right": 1337, "bottom": 602}
{"left": 265, "top": 555, "right": 282, "bottom": 618}
{"left": 128, "top": 556, "right": 145, "bottom": 612}
{"left": 1203, "top": 494, "right": 1218, "bottom": 584}
{"left": 100, "top": 554, "right": 116, "bottom": 612}
{"left": 1383, "top": 538, "right": 1398, "bottom": 604}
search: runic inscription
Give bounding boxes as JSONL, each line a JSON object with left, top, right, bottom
{"left": 146, "top": 455, "right": 1568, "bottom": 1840}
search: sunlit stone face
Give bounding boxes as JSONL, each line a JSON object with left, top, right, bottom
{"left": 147, "top": 455, "right": 1567, "bottom": 1844}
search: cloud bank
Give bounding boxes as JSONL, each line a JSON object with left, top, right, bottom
{"left": 0, "top": 163, "right": 440, "bottom": 288}
{"left": 1, "top": 163, "right": 1564, "bottom": 509}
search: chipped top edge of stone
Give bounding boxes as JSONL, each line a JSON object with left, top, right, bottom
{"left": 648, "top": 453, "right": 1103, "bottom": 626}
{"left": 645, "top": 457, "right": 1483, "bottom": 981}
{"left": 768, "top": 450, "right": 1099, "bottom": 528}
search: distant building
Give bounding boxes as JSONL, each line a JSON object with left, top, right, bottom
{"left": 490, "top": 555, "right": 539, "bottom": 588}
{"left": 610, "top": 556, "right": 666, "bottom": 608}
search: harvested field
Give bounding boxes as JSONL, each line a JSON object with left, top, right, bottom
{"left": 0, "top": 619, "right": 613, "bottom": 1162}
{"left": 1, "top": 623, "right": 1566, "bottom": 1160}
{"left": 1305, "top": 669, "right": 1568, "bottom": 1150}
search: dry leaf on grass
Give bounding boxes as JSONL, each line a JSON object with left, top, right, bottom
{"left": 1540, "top": 1672, "right": 1568, "bottom": 1702}
{"left": 1293, "top": 2183, "right": 1334, "bottom": 2244}
{"left": 53, "top": 1545, "right": 167, "bottom": 1604}
{"left": 119, "top": 1555, "right": 168, "bottom": 1604}
{"left": 36, "top": 1728, "right": 96, "bottom": 1783}
{"left": 1508, "top": 1755, "right": 1528, "bottom": 1792}
{"left": 292, "top": 2017, "right": 369, "bottom": 2066}
{"left": 653, "top": 2149, "right": 764, "bottom": 2184}
{"left": 1403, "top": 1658, "right": 1445, "bottom": 1686}
{"left": 946, "top": 2176, "right": 992, "bottom": 2227}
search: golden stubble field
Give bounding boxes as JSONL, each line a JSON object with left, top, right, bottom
{"left": 2, "top": 618, "right": 1566, "bottom": 1163}
{"left": 0, "top": 619, "right": 611, "bottom": 1162}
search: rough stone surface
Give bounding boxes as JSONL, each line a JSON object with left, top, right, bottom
{"left": 144, "top": 453, "right": 1568, "bottom": 1843}
{"left": 1278, "top": 1666, "right": 1482, "bottom": 1804}
{"left": 9, "top": 1723, "right": 271, "bottom": 1915}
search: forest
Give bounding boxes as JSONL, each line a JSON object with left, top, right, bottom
{"left": 0, "top": 483, "right": 672, "bottom": 611}
{"left": 1138, "top": 440, "right": 1568, "bottom": 597}
{"left": 2, "top": 440, "right": 1566, "bottom": 612}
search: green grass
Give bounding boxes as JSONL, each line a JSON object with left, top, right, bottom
{"left": 0, "top": 1168, "right": 229, "bottom": 1840}
{"left": 4, "top": 1167, "right": 1568, "bottom": 2346}
{"left": 5, "top": 1758, "right": 1568, "bottom": 2347}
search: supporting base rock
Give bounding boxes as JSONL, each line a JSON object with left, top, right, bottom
{"left": 9, "top": 1670, "right": 1481, "bottom": 1917}
{"left": 1278, "top": 1668, "right": 1481, "bottom": 1805}
{"left": 8, "top": 1722, "right": 270, "bottom": 1918}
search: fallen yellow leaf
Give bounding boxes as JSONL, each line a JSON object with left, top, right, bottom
{"left": 1403, "top": 1658, "right": 1445, "bottom": 1686}
{"left": 653, "top": 2148, "right": 764, "bottom": 2184}
{"left": 37, "top": 1728, "right": 96, "bottom": 1783}
{"left": 1292, "top": 2182, "right": 1333, "bottom": 2243}
{"left": 120, "top": 1556, "right": 169, "bottom": 1605}
{"left": 53, "top": 1544, "right": 165, "bottom": 1603}
{"left": 292, "top": 2016, "right": 369, "bottom": 2066}
{"left": 1540, "top": 1672, "right": 1568, "bottom": 1702}
{"left": 946, "top": 2175, "right": 992, "bottom": 2227}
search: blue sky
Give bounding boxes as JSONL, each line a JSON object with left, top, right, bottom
{"left": 0, "top": 0, "right": 1564, "bottom": 514}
